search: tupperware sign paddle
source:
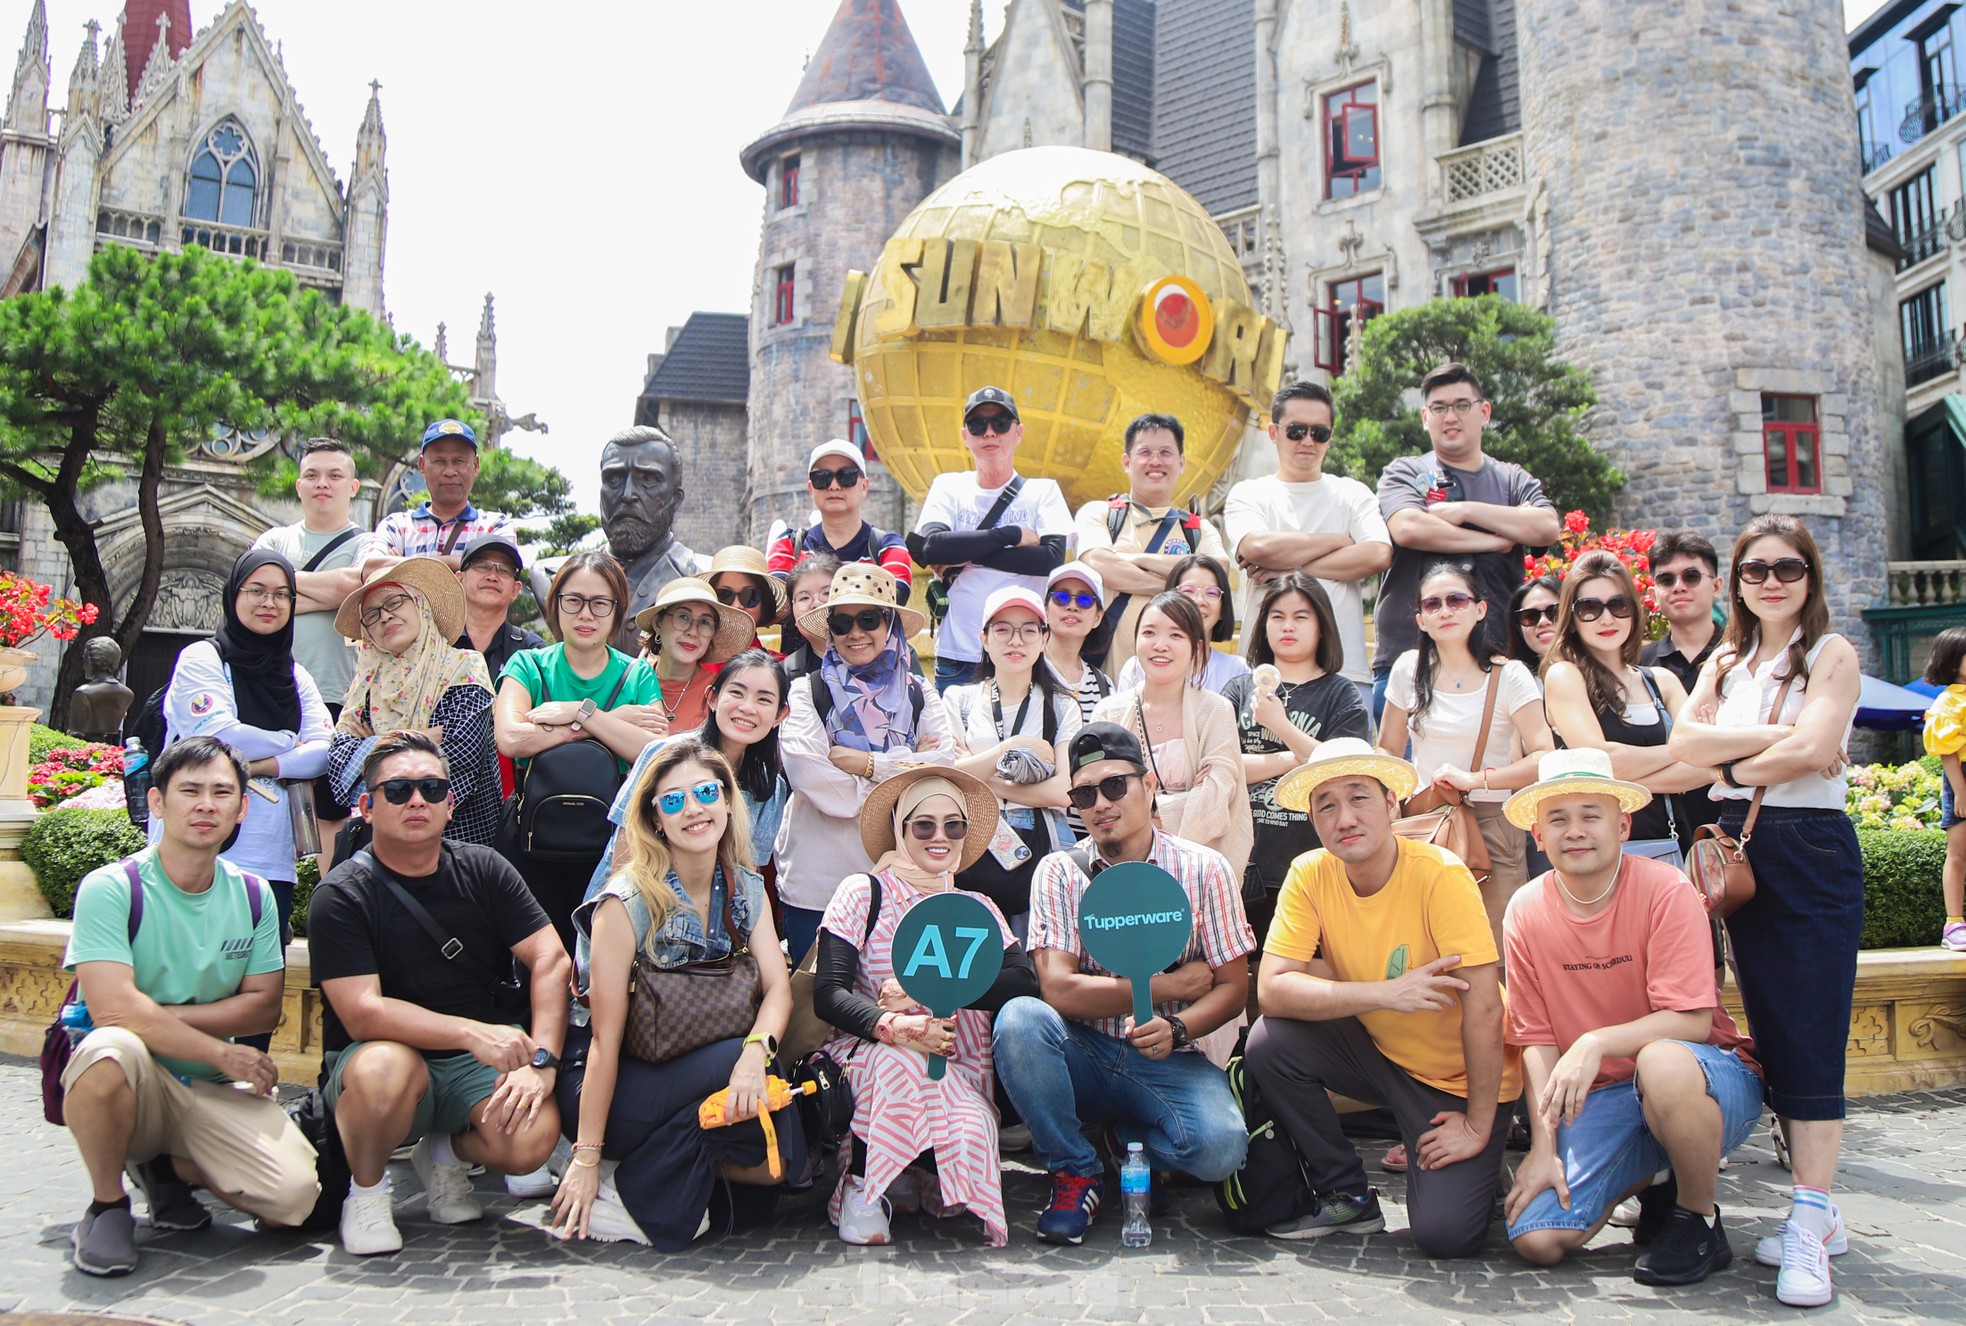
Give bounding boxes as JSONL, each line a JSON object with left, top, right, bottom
{"left": 1075, "top": 861, "right": 1193, "bottom": 1031}
{"left": 892, "top": 891, "right": 1005, "bottom": 1081}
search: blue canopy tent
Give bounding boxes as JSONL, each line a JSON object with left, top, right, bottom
{"left": 1856, "top": 674, "right": 1939, "bottom": 732}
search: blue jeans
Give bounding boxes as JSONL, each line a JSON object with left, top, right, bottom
{"left": 1370, "top": 665, "right": 1391, "bottom": 728}
{"left": 991, "top": 996, "right": 1246, "bottom": 1182}
{"left": 933, "top": 656, "right": 978, "bottom": 693}
{"left": 780, "top": 905, "right": 824, "bottom": 966}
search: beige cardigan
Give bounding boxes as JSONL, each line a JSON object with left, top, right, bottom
{"left": 1092, "top": 684, "right": 1254, "bottom": 880}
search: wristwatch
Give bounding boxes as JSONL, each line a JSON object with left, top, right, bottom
{"left": 1719, "top": 760, "right": 1743, "bottom": 788}
{"left": 571, "top": 698, "right": 597, "bottom": 729}
{"left": 530, "top": 1047, "right": 561, "bottom": 1072}
{"left": 1167, "top": 1015, "right": 1191, "bottom": 1050}
{"left": 743, "top": 1031, "right": 778, "bottom": 1059}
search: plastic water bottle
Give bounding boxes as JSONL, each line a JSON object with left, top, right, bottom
{"left": 59, "top": 996, "right": 92, "bottom": 1047}
{"left": 1120, "top": 1142, "right": 1152, "bottom": 1247}
{"left": 122, "top": 738, "right": 150, "bottom": 829}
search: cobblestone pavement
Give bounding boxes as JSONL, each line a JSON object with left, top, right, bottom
{"left": 1, "top": 1057, "right": 1962, "bottom": 1326}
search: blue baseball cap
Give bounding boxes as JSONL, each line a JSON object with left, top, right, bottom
{"left": 421, "top": 418, "right": 478, "bottom": 449}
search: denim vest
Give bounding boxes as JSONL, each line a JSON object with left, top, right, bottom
{"left": 569, "top": 862, "right": 765, "bottom": 1027}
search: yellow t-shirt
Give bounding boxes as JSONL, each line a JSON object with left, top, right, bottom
{"left": 1924, "top": 683, "right": 1966, "bottom": 757}
{"left": 1267, "top": 838, "right": 1522, "bottom": 1101}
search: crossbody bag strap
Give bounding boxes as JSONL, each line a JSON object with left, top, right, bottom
{"left": 438, "top": 519, "right": 468, "bottom": 556}
{"left": 299, "top": 528, "right": 358, "bottom": 574}
{"left": 355, "top": 849, "right": 507, "bottom": 988}
{"left": 1468, "top": 662, "right": 1504, "bottom": 773}
{"left": 1131, "top": 694, "right": 1165, "bottom": 788}
{"left": 1738, "top": 674, "right": 1797, "bottom": 844}
{"left": 601, "top": 660, "right": 631, "bottom": 710}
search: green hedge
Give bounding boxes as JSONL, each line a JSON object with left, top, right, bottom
{"left": 22, "top": 807, "right": 146, "bottom": 917}
{"left": 1857, "top": 826, "right": 1949, "bottom": 949}
{"left": 292, "top": 853, "right": 320, "bottom": 939}
{"left": 28, "top": 723, "right": 92, "bottom": 764}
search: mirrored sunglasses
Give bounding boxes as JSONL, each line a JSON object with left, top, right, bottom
{"left": 656, "top": 779, "right": 724, "bottom": 814}
{"left": 1049, "top": 590, "right": 1100, "bottom": 610}
{"left": 1283, "top": 422, "right": 1332, "bottom": 443}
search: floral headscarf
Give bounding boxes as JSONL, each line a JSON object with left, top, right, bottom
{"left": 817, "top": 611, "right": 918, "bottom": 753}
{"left": 340, "top": 584, "right": 492, "bottom": 733}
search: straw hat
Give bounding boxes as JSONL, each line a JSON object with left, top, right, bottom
{"left": 707, "top": 545, "right": 789, "bottom": 626}
{"left": 1274, "top": 737, "right": 1420, "bottom": 811}
{"left": 796, "top": 562, "right": 928, "bottom": 641}
{"left": 859, "top": 765, "right": 1001, "bottom": 872}
{"left": 335, "top": 556, "right": 467, "bottom": 642}
{"left": 632, "top": 577, "right": 756, "bottom": 663}
{"left": 1503, "top": 748, "right": 1653, "bottom": 830}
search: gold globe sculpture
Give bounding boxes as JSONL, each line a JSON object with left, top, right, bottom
{"left": 832, "top": 146, "right": 1286, "bottom": 511}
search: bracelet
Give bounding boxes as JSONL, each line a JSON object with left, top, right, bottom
{"left": 571, "top": 1141, "right": 603, "bottom": 1153}
{"left": 1481, "top": 767, "right": 1491, "bottom": 791}
{"left": 865, "top": 752, "right": 877, "bottom": 779}
{"left": 569, "top": 1152, "right": 601, "bottom": 1170}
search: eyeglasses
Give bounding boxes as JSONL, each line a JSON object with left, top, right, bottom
{"left": 1419, "top": 592, "right": 1475, "bottom": 615}
{"left": 828, "top": 608, "right": 887, "bottom": 636}
{"left": 905, "top": 816, "right": 969, "bottom": 841}
{"left": 560, "top": 594, "right": 619, "bottom": 619}
{"left": 663, "top": 608, "right": 718, "bottom": 634}
{"left": 987, "top": 621, "right": 1046, "bottom": 643}
{"left": 1652, "top": 568, "right": 1708, "bottom": 590}
{"left": 466, "top": 560, "right": 519, "bottom": 581}
{"left": 1571, "top": 595, "right": 1635, "bottom": 624}
{"left": 1049, "top": 590, "right": 1100, "bottom": 610}
{"left": 359, "top": 592, "right": 414, "bottom": 628}
{"left": 240, "top": 586, "right": 295, "bottom": 606}
{"left": 376, "top": 777, "right": 450, "bottom": 805}
{"left": 656, "top": 779, "right": 724, "bottom": 814}
{"left": 809, "top": 467, "right": 862, "bottom": 490}
{"left": 1177, "top": 584, "right": 1224, "bottom": 600}
{"left": 1283, "top": 422, "right": 1333, "bottom": 443}
{"left": 1738, "top": 558, "right": 1808, "bottom": 585}
{"left": 715, "top": 584, "right": 761, "bottom": 610}
{"left": 1067, "top": 774, "right": 1141, "bottom": 809}
{"left": 965, "top": 414, "right": 1016, "bottom": 436}
{"left": 1515, "top": 605, "right": 1558, "bottom": 628}
{"left": 1424, "top": 399, "right": 1484, "bottom": 417}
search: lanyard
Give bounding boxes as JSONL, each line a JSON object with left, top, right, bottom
{"left": 990, "top": 680, "right": 1034, "bottom": 742}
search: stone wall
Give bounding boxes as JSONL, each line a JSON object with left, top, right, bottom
{"left": 652, "top": 398, "right": 751, "bottom": 558}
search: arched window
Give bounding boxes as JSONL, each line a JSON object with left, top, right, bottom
{"left": 184, "top": 121, "right": 258, "bottom": 228}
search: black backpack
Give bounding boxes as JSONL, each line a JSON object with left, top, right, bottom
{"left": 1215, "top": 1043, "right": 1318, "bottom": 1234}
{"left": 127, "top": 685, "right": 168, "bottom": 758}
{"left": 281, "top": 1083, "right": 353, "bottom": 1233}
{"left": 495, "top": 667, "right": 630, "bottom": 862}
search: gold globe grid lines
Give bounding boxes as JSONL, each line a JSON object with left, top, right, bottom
{"left": 831, "top": 147, "right": 1289, "bottom": 511}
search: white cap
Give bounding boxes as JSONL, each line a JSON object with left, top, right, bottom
{"left": 981, "top": 585, "right": 1047, "bottom": 624}
{"left": 807, "top": 439, "right": 865, "bottom": 472}
{"left": 1046, "top": 562, "right": 1107, "bottom": 607}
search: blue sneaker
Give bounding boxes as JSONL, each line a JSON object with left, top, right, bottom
{"left": 1036, "top": 1171, "right": 1103, "bottom": 1245}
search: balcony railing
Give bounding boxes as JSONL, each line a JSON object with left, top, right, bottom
{"left": 96, "top": 207, "right": 162, "bottom": 247}
{"left": 1863, "top": 140, "right": 1896, "bottom": 174}
{"left": 1907, "top": 331, "right": 1959, "bottom": 388}
{"left": 1215, "top": 204, "right": 1264, "bottom": 295}
{"left": 1898, "top": 207, "right": 1952, "bottom": 271}
{"left": 1900, "top": 84, "right": 1966, "bottom": 144}
{"left": 181, "top": 220, "right": 268, "bottom": 261}
{"left": 1440, "top": 133, "right": 1524, "bottom": 206}
{"left": 279, "top": 237, "right": 343, "bottom": 275}
{"left": 1887, "top": 560, "right": 1966, "bottom": 605}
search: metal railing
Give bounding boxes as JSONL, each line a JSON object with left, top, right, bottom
{"left": 1907, "top": 330, "right": 1960, "bottom": 387}
{"left": 1440, "top": 133, "right": 1524, "bottom": 205}
{"left": 1899, "top": 206, "right": 1952, "bottom": 270}
{"left": 1899, "top": 84, "right": 1966, "bottom": 144}
{"left": 1863, "top": 140, "right": 1896, "bottom": 174}
{"left": 1887, "top": 560, "right": 1966, "bottom": 605}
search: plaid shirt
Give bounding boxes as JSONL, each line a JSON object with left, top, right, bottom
{"left": 1027, "top": 830, "right": 1255, "bottom": 1047}
{"left": 374, "top": 502, "right": 514, "bottom": 560}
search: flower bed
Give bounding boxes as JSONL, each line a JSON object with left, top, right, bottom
{"left": 27, "top": 741, "right": 123, "bottom": 809}
{"left": 1846, "top": 756, "right": 1943, "bottom": 830}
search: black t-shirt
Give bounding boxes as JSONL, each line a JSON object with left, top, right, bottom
{"left": 308, "top": 841, "right": 552, "bottom": 1053}
{"left": 1221, "top": 671, "right": 1372, "bottom": 893}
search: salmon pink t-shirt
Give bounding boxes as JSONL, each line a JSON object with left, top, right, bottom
{"left": 1502, "top": 855, "right": 1758, "bottom": 1089}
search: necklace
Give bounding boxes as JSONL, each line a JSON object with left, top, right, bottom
{"left": 661, "top": 668, "right": 707, "bottom": 722}
{"left": 1553, "top": 865, "right": 1619, "bottom": 908}
{"left": 1142, "top": 691, "right": 1180, "bottom": 735}
{"left": 1439, "top": 664, "right": 1481, "bottom": 692}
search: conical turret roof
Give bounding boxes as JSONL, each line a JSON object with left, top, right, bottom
{"left": 784, "top": 0, "right": 944, "bottom": 117}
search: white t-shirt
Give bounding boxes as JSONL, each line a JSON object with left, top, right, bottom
{"left": 1223, "top": 473, "right": 1390, "bottom": 684}
{"left": 916, "top": 471, "right": 1075, "bottom": 663}
{"left": 1386, "top": 653, "right": 1542, "bottom": 802}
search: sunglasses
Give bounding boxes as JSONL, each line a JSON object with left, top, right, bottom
{"left": 1652, "top": 568, "right": 1708, "bottom": 590}
{"left": 1515, "top": 605, "right": 1558, "bottom": 628}
{"left": 376, "top": 777, "right": 450, "bottom": 805}
{"left": 656, "top": 779, "right": 724, "bottom": 815}
{"left": 1066, "top": 773, "right": 1141, "bottom": 809}
{"left": 1049, "top": 589, "right": 1100, "bottom": 609}
{"left": 1419, "top": 592, "right": 1475, "bottom": 615}
{"left": 828, "top": 608, "right": 888, "bottom": 636}
{"left": 906, "top": 816, "right": 969, "bottom": 841}
{"left": 715, "top": 584, "right": 762, "bottom": 610}
{"left": 1571, "top": 595, "right": 1635, "bottom": 624}
{"left": 809, "top": 467, "right": 862, "bottom": 490}
{"left": 965, "top": 414, "right": 1016, "bottom": 436}
{"left": 1283, "top": 422, "right": 1333, "bottom": 443}
{"left": 1738, "top": 558, "right": 1808, "bottom": 585}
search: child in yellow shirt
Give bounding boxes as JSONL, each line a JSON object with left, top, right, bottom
{"left": 1921, "top": 626, "right": 1966, "bottom": 951}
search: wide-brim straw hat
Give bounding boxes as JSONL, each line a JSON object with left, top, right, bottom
{"left": 1275, "top": 737, "right": 1420, "bottom": 811}
{"left": 796, "top": 562, "right": 928, "bottom": 641}
{"left": 335, "top": 556, "right": 467, "bottom": 643}
{"left": 632, "top": 577, "right": 756, "bottom": 664}
{"left": 707, "top": 545, "right": 789, "bottom": 626}
{"left": 1503, "top": 748, "right": 1653, "bottom": 830}
{"left": 859, "top": 765, "right": 1002, "bottom": 873}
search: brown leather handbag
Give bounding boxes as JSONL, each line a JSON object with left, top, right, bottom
{"left": 1687, "top": 674, "right": 1794, "bottom": 919}
{"left": 1392, "top": 665, "right": 1502, "bottom": 879}
{"left": 623, "top": 893, "right": 762, "bottom": 1064}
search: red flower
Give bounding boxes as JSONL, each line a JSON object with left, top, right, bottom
{"left": 1563, "top": 510, "right": 1591, "bottom": 536}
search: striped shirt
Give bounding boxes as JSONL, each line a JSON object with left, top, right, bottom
{"left": 767, "top": 520, "right": 914, "bottom": 602}
{"left": 1027, "top": 829, "right": 1255, "bottom": 1047}
{"left": 373, "top": 502, "right": 514, "bottom": 561}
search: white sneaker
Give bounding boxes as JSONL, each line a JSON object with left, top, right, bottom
{"left": 504, "top": 1162, "right": 556, "bottom": 1198}
{"left": 837, "top": 1175, "right": 892, "bottom": 1246}
{"left": 1755, "top": 1204, "right": 1848, "bottom": 1266}
{"left": 411, "top": 1136, "right": 482, "bottom": 1224}
{"left": 1775, "top": 1220, "right": 1836, "bottom": 1308}
{"left": 339, "top": 1186, "right": 402, "bottom": 1256}
{"left": 1608, "top": 1196, "right": 1642, "bottom": 1229}
{"left": 886, "top": 1168, "right": 921, "bottom": 1215}
{"left": 582, "top": 1173, "right": 651, "bottom": 1245}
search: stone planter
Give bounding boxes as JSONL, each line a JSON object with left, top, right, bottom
{"left": 0, "top": 646, "right": 33, "bottom": 695}
{"left": 0, "top": 701, "right": 46, "bottom": 923}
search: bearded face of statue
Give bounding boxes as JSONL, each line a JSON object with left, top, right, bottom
{"left": 600, "top": 431, "right": 684, "bottom": 563}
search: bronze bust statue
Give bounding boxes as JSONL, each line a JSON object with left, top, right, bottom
{"left": 72, "top": 636, "right": 135, "bottom": 743}
{"left": 599, "top": 425, "right": 703, "bottom": 650}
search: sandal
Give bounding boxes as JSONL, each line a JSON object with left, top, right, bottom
{"left": 1381, "top": 1143, "right": 1409, "bottom": 1173}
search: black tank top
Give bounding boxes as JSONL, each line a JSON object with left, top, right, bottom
{"left": 1594, "top": 671, "right": 1675, "bottom": 841}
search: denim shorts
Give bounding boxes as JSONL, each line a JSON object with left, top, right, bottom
{"left": 1507, "top": 1041, "right": 1763, "bottom": 1237}
{"left": 1944, "top": 776, "right": 1962, "bottom": 831}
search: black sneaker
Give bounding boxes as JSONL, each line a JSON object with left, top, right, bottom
{"left": 71, "top": 1203, "right": 138, "bottom": 1277}
{"left": 1631, "top": 1174, "right": 1678, "bottom": 1247}
{"left": 1633, "top": 1206, "right": 1733, "bottom": 1286}
{"left": 127, "top": 1158, "right": 211, "bottom": 1232}
{"left": 1265, "top": 1188, "right": 1386, "bottom": 1240}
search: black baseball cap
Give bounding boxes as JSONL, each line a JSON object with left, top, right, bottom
{"left": 1070, "top": 721, "right": 1147, "bottom": 775}
{"left": 458, "top": 532, "right": 524, "bottom": 572}
{"left": 963, "top": 385, "right": 1019, "bottom": 422}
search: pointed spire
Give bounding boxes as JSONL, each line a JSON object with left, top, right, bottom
{"left": 433, "top": 321, "right": 448, "bottom": 364}
{"left": 784, "top": 0, "right": 944, "bottom": 117}
{"left": 119, "top": 0, "right": 188, "bottom": 104}
{"left": 965, "top": 0, "right": 982, "bottom": 53}
{"left": 477, "top": 292, "right": 495, "bottom": 342}
{"left": 98, "top": 12, "right": 126, "bottom": 122}
{"left": 130, "top": 7, "right": 173, "bottom": 107}
{"left": 63, "top": 18, "right": 97, "bottom": 120}
{"left": 353, "top": 77, "right": 386, "bottom": 180}
{"left": 472, "top": 293, "right": 497, "bottom": 407}
{"left": 4, "top": 0, "right": 50, "bottom": 134}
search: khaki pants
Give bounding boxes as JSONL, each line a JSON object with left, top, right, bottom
{"left": 62, "top": 1027, "right": 318, "bottom": 1227}
{"left": 1472, "top": 800, "right": 1529, "bottom": 960}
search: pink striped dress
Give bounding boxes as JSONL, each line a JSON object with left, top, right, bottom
{"left": 818, "top": 869, "right": 1014, "bottom": 1247}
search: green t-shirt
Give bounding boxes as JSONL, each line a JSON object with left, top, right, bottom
{"left": 499, "top": 643, "right": 660, "bottom": 773}
{"left": 64, "top": 848, "right": 284, "bottom": 1083}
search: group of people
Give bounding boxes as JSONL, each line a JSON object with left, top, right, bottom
{"left": 55, "top": 368, "right": 1867, "bottom": 1311}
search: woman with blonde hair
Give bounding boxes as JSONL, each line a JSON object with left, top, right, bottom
{"left": 550, "top": 738, "right": 799, "bottom": 1250}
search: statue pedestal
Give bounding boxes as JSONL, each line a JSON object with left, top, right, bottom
{"left": 0, "top": 705, "right": 49, "bottom": 922}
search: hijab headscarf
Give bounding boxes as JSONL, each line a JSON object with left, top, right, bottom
{"left": 818, "top": 611, "right": 919, "bottom": 752}
{"left": 214, "top": 548, "right": 302, "bottom": 731}
{"left": 873, "top": 777, "right": 965, "bottom": 891}
{"left": 340, "top": 584, "right": 493, "bottom": 734}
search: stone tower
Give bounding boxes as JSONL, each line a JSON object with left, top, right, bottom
{"left": 341, "top": 79, "right": 387, "bottom": 316}
{"left": 0, "top": 0, "right": 51, "bottom": 282}
{"left": 737, "top": 0, "right": 959, "bottom": 544}
{"left": 1517, "top": 0, "right": 1888, "bottom": 650}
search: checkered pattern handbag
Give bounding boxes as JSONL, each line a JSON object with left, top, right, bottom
{"left": 622, "top": 895, "right": 762, "bottom": 1064}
